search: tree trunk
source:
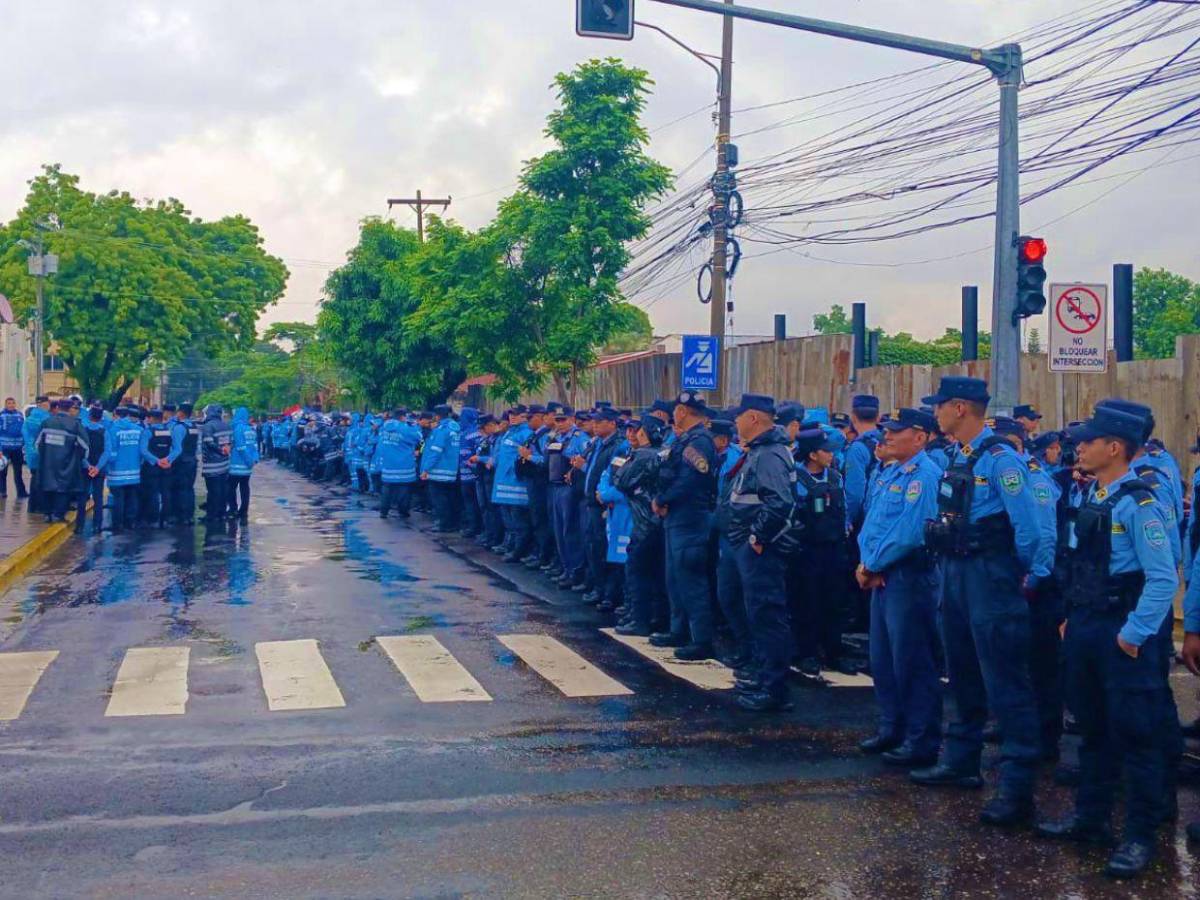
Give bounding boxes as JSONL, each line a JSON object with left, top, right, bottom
{"left": 104, "top": 376, "right": 135, "bottom": 411}
{"left": 552, "top": 371, "right": 569, "bottom": 406}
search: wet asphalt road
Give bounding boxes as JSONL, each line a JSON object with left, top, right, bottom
{"left": 1, "top": 464, "right": 1198, "bottom": 899}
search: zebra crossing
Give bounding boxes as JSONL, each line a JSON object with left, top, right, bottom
{"left": 0, "top": 629, "right": 873, "bottom": 722}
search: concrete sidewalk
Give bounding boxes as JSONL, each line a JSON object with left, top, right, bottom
{"left": 0, "top": 495, "right": 83, "bottom": 594}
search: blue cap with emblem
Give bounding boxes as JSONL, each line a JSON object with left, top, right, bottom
{"left": 554, "top": 405, "right": 575, "bottom": 419}
{"left": 1013, "top": 404, "right": 1042, "bottom": 420}
{"left": 990, "top": 416, "right": 1026, "bottom": 439}
{"left": 675, "top": 391, "right": 711, "bottom": 416}
{"left": 830, "top": 412, "right": 851, "bottom": 428}
{"left": 709, "top": 419, "right": 735, "bottom": 437}
{"left": 594, "top": 407, "right": 621, "bottom": 422}
{"left": 882, "top": 407, "right": 937, "bottom": 433}
{"left": 1067, "top": 406, "right": 1146, "bottom": 445}
{"left": 1030, "top": 430, "right": 1061, "bottom": 453}
{"left": 794, "top": 427, "right": 838, "bottom": 456}
{"left": 650, "top": 398, "right": 675, "bottom": 415}
{"left": 921, "top": 375, "right": 990, "bottom": 406}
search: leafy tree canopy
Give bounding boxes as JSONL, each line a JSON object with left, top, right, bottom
{"left": 0, "top": 165, "right": 287, "bottom": 406}
{"left": 1133, "top": 267, "right": 1200, "bottom": 359}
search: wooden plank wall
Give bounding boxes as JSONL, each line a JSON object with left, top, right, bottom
{"left": 496, "top": 333, "right": 1198, "bottom": 481}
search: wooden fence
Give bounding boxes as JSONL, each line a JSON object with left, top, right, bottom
{"left": 484, "top": 331, "right": 1199, "bottom": 481}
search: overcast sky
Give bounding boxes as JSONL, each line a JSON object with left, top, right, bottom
{"left": 1, "top": 1, "right": 1196, "bottom": 343}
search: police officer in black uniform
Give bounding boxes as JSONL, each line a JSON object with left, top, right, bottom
{"left": 651, "top": 391, "right": 718, "bottom": 661}
{"left": 171, "top": 403, "right": 200, "bottom": 526}
{"left": 142, "top": 409, "right": 174, "bottom": 528}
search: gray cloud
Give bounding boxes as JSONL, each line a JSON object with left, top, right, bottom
{"left": 1, "top": 1, "right": 1194, "bottom": 342}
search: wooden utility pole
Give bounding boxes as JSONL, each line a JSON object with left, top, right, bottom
{"left": 387, "top": 190, "right": 451, "bottom": 243}
{"left": 708, "top": 0, "right": 733, "bottom": 407}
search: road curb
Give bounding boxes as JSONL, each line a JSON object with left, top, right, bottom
{"left": 0, "top": 506, "right": 86, "bottom": 597}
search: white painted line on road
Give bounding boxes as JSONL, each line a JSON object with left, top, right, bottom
{"left": 255, "top": 639, "right": 346, "bottom": 711}
{"left": 105, "top": 647, "right": 190, "bottom": 717}
{"left": 376, "top": 635, "right": 492, "bottom": 702}
{"left": 600, "top": 628, "right": 735, "bottom": 690}
{"left": 822, "top": 670, "right": 874, "bottom": 689}
{"left": 498, "top": 634, "right": 632, "bottom": 698}
{"left": 0, "top": 650, "right": 59, "bottom": 720}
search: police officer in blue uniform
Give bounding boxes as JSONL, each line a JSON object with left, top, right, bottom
{"left": 1014, "top": 403, "right": 1042, "bottom": 438}
{"left": 913, "top": 376, "right": 1053, "bottom": 827}
{"left": 710, "top": 417, "right": 749, "bottom": 668}
{"left": 581, "top": 407, "right": 625, "bottom": 605}
{"left": 651, "top": 391, "right": 718, "bottom": 660}
{"left": 1035, "top": 406, "right": 1180, "bottom": 879}
{"left": 857, "top": 407, "right": 944, "bottom": 766}
{"left": 1182, "top": 525, "right": 1200, "bottom": 846}
{"left": 844, "top": 395, "right": 882, "bottom": 529}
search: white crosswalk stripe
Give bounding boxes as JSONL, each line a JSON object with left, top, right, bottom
{"left": 255, "top": 639, "right": 346, "bottom": 711}
{"left": 498, "top": 634, "right": 632, "bottom": 698}
{"left": 600, "top": 628, "right": 735, "bottom": 690}
{"left": 376, "top": 635, "right": 492, "bottom": 702}
{"left": 105, "top": 647, "right": 190, "bottom": 717}
{"left": 0, "top": 651, "right": 59, "bottom": 721}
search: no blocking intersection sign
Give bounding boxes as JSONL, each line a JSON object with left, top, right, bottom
{"left": 1048, "top": 283, "right": 1108, "bottom": 373}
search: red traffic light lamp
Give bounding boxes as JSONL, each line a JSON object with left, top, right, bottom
{"left": 1019, "top": 236, "right": 1047, "bottom": 264}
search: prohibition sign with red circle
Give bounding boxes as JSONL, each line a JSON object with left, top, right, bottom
{"left": 1055, "top": 286, "right": 1102, "bottom": 335}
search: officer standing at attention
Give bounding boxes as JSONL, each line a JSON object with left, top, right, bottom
{"left": 199, "top": 404, "right": 233, "bottom": 527}
{"left": 856, "top": 408, "right": 944, "bottom": 767}
{"left": 1035, "top": 406, "right": 1179, "bottom": 879}
{"left": 0, "top": 397, "right": 28, "bottom": 499}
{"left": 651, "top": 391, "right": 718, "bottom": 661}
{"left": 710, "top": 417, "right": 749, "bottom": 669}
{"left": 844, "top": 395, "right": 882, "bottom": 530}
{"left": 1181, "top": 521, "right": 1200, "bottom": 846}
{"left": 141, "top": 408, "right": 179, "bottom": 528}
{"left": 170, "top": 403, "right": 200, "bottom": 525}
{"left": 419, "top": 404, "right": 461, "bottom": 532}
{"left": 791, "top": 427, "right": 854, "bottom": 677}
{"left": 725, "top": 394, "right": 803, "bottom": 712}
{"left": 492, "top": 406, "right": 534, "bottom": 561}
{"left": 1014, "top": 404, "right": 1043, "bottom": 439}
{"left": 914, "top": 376, "right": 1052, "bottom": 827}
{"left": 581, "top": 408, "right": 624, "bottom": 606}
{"left": 107, "top": 407, "right": 145, "bottom": 532}
{"left": 77, "top": 403, "right": 110, "bottom": 535}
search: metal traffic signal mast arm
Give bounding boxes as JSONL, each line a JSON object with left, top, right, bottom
{"left": 646, "top": 0, "right": 1025, "bottom": 413}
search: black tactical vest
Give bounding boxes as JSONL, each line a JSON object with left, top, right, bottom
{"left": 546, "top": 431, "right": 571, "bottom": 484}
{"left": 926, "top": 435, "right": 1014, "bottom": 556}
{"left": 1066, "top": 480, "right": 1151, "bottom": 613}
{"left": 797, "top": 467, "right": 846, "bottom": 545}
{"left": 182, "top": 421, "right": 200, "bottom": 456}
{"left": 148, "top": 425, "right": 173, "bottom": 460}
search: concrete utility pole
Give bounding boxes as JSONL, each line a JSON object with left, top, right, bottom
{"left": 387, "top": 190, "right": 452, "bottom": 243}
{"left": 33, "top": 233, "right": 44, "bottom": 399}
{"left": 650, "top": 0, "right": 1026, "bottom": 412}
{"left": 708, "top": 0, "right": 734, "bottom": 407}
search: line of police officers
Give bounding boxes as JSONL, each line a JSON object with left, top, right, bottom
{"left": 263, "top": 377, "right": 1199, "bottom": 879}
{"left": 11, "top": 396, "right": 257, "bottom": 533}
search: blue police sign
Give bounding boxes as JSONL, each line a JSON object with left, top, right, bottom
{"left": 681, "top": 335, "right": 719, "bottom": 391}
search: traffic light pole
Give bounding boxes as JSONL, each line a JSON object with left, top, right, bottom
{"left": 648, "top": 0, "right": 1024, "bottom": 410}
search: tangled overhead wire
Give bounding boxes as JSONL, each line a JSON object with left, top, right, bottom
{"left": 620, "top": 0, "right": 1200, "bottom": 307}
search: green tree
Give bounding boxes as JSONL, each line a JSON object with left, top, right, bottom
{"left": 812, "top": 304, "right": 852, "bottom": 334}
{"left": 409, "top": 59, "right": 671, "bottom": 402}
{"left": 1133, "top": 267, "right": 1200, "bottom": 358}
{"left": 0, "top": 166, "right": 287, "bottom": 406}
{"left": 1027, "top": 327, "right": 1042, "bottom": 354}
{"left": 319, "top": 219, "right": 467, "bottom": 408}
{"left": 600, "top": 303, "right": 654, "bottom": 354}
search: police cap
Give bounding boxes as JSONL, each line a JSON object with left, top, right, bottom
{"left": 675, "top": 391, "right": 711, "bottom": 416}
{"left": 851, "top": 394, "right": 879, "bottom": 415}
{"left": 709, "top": 419, "right": 735, "bottom": 437}
{"left": 831, "top": 412, "right": 851, "bottom": 428}
{"left": 594, "top": 400, "right": 613, "bottom": 409}
{"left": 794, "top": 427, "right": 838, "bottom": 457}
{"left": 1068, "top": 407, "right": 1145, "bottom": 446}
{"left": 882, "top": 407, "right": 937, "bottom": 433}
{"left": 921, "top": 376, "right": 990, "bottom": 406}
{"left": 650, "top": 398, "right": 675, "bottom": 415}
{"left": 179, "top": 402, "right": 194, "bottom": 414}
{"left": 639, "top": 416, "right": 668, "bottom": 444}
{"left": 527, "top": 404, "right": 546, "bottom": 415}
{"left": 1013, "top": 403, "right": 1042, "bottom": 421}
{"left": 163, "top": 403, "right": 177, "bottom": 413}
{"left": 1030, "top": 430, "right": 1061, "bottom": 454}
{"left": 730, "top": 393, "right": 775, "bottom": 417}
{"left": 554, "top": 405, "right": 575, "bottom": 419}
{"left": 433, "top": 404, "right": 453, "bottom": 417}
{"left": 775, "top": 401, "right": 806, "bottom": 427}
{"left": 989, "top": 416, "right": 1025, "bottom": 439}
{"left": 1095, "top": 398, "right": 1154, "bottom": 442}
{"left": 594, "top": 407, "right": 621, "bottom": 423}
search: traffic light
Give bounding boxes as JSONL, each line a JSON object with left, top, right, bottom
{"left": 577, "top": 0, "right": 635, "bottom": 40}
{"left": 1014, "top": 235, "right": 1048, "bottom": 321}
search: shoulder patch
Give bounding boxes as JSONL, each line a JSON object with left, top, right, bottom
{"left": 974, "top": 475, "right": 989, "bottom": 486}
{"left": 1033, "top": 482, "right": 1051, "bottom": 504}
{"left": 905, "top": 480, "right": 922, "bottom": 502}
{"left": 1111, "top": 522, "right": 1127, "bottom": 534}
{"left": 683, "top": 444, "right": 710, "bottom": 474}
{"left": 1143, "top": 518, "right": 1167, "bottom": 548}
{"left": 999, "top": 468, "right": 1024, "bottom": 495}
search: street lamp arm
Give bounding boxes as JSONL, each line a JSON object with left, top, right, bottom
{"left": 635, "top": 20, "right": 723, "bottom": 91}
